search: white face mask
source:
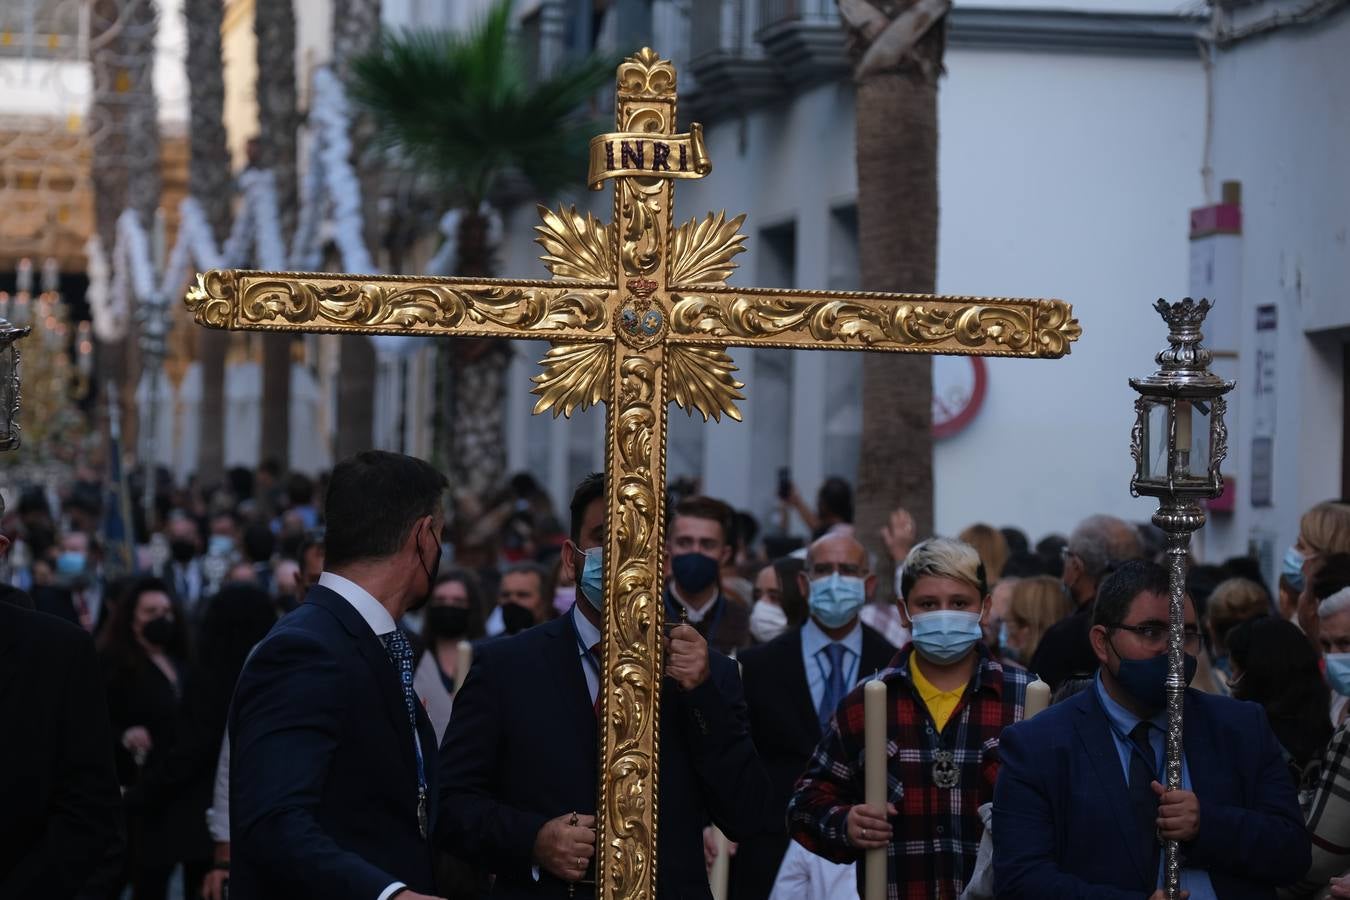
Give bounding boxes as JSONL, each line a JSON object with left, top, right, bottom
{"left": 749, "top": 600, "right": 790, "bottom": 644}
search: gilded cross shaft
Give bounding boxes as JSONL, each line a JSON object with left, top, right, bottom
{"left": 185, "top": 47, "right": 1080, "bottom": 900}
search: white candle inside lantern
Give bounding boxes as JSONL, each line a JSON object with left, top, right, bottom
{"left": 1025, "top": 677, "right": 1050, "bottom": 719}
{"left": 455, "top": 640, "right": 473, "bottom": 692}
{"left": 1175, "top": 400, "right": 1192, "bottom": 456}
{"left": 864, "top": 678, "right": 887, "bottom": 900}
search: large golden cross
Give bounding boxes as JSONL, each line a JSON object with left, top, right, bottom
{"left": 186, "top": 47, "right": 1080, "bottom": 900}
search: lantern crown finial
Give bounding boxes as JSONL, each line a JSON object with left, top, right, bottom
{"left": 1152, "top": 296, "right": 1214, "bottom": 376}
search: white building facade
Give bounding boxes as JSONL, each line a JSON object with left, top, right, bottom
{"left": 493, "top": 2, "right": 1215, "bottom": 551}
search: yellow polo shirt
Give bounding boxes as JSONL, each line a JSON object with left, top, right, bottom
{"left": 911, "top": 658, "right": 966, "bottom": 733}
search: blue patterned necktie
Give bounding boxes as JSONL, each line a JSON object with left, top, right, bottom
{"left": 818, "top": 642, "right": 849, "bottom": 731}
{"left": 381, "top": 628, "right": 428, "bottom": 838}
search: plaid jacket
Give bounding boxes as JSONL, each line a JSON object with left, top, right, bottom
{"left": 1284, "top": 721, "right": 1350, "bottom": 899}
{"left": 787, "top": 644, "right": 1030, "bottom": 900}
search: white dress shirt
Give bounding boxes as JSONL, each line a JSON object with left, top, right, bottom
{"left": 573, "top": 602, "right": 602, "bottom": 703}
{"left": 769, "top": 839, "right": 857, "bottom": 900}
{"left": 317, "top": 571, "right": 406, "bottom": 900}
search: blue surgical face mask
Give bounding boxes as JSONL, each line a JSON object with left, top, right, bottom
{"left": 1326, "top": 653, "right": 1350, "bottom": 698}
{"left": 908, "top": 609, "right": 984, "bottom": 664}
{"left": 1110, "top": 643, "right": 1198, "bottom": 711}
{"left": 56, "top": 551, "right": 87, "bottom": 578}
{"left": 808, "top": 573, "right": 866, "bottom": 629}
{"left": 208, "top": 535, "right": 235, "bottom": 558}
{"left": 998, "top": 620, "right": 1022, "bottom": 662}
{"left": 1283, "top": 546, "right": 1306, "bottom": 593}
{"left": 578, "top": 547, "right": 604, "bottom": 612}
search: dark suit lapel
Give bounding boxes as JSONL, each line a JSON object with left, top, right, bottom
{"left": 1073, "top": 690, "right": 1153, "bottom": 887}
{"left": 309, "top": 586, "right": 417, "bottom": 773}
{"left": 785, "top": 628, "right": 823, "bottom": 739}
{"left": 858, "top": 625, "right": 896, "bottom": 684}
{"left": 547, "top": 614, "right": 598, "bottom": 751}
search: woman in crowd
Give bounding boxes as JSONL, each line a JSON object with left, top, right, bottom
{"left": 126, "top": 583, "right": 277, "bottom": 900}
{"left": 1292, "top": 502, "right": 1350, "bottom": 642}
{"left": 748, "top": 556, "right": 808, "bottom": 645}
{"left": 96, "top": 576, "right": 192, "bottom": 898}
{"left": 1202, "top": 577, "right": 1270, "bottom": 694}
{"left": 959, "top": 522, "right": 1010, "bottom": 585}
{"left": 1228, "top": 616, "right": 1332, "bottom": 787}
{"left": 414, "top": 568, "right": 487, "bottom": 742}
{"left": 1001, "top": 575, "right": 1072, "bottom": 666}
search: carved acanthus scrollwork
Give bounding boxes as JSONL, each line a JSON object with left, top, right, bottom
{"left": 669, "top": 292, "right": 1078, "bottom": 357}
{"left": 600, "top": 352, "right": 664, "bottom": 900}
{"left": 1129, "top": 396, "right": 1150, "bottom": 497}
{"left": 193, "top": 272, "right": 612, "bottom": 336}
{"left": 1210, "top": 394, "right": 1229, "bottom": 478}
{"left": 185, "top": 270, "right": 238, "bottom": 328}
{"left": 617, "top": 46, "right": 676, "bottom": 99}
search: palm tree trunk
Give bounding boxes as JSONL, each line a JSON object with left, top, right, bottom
{"left": 331, "top": 0, "right": 383, "bottom": 462}
{"left": 445, "top": 209, "right": 509, "bottom": 505}
{"left": 256, "top": 0, "right": 300, "bottom": 472}
{"left": 846, "top": 4, "right": 947, "bottom": 593}
{"left": 185, "top": 0, "right": 233, "bottom": 486}
{"left": 90, "top": 0, "right": 161, "bottom": 458}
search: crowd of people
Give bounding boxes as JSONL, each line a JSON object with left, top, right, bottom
{"left": 4, "top": 452, "right": 1350, "bottom": 900}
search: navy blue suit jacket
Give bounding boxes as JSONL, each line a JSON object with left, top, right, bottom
{"left": 437, "top": 611, "right": 771, "bottom": 899}
{"left": 993, "top": 685, "right": 1310, "bottom": 900}
{"left": 228, "top": 585, "right": 438, "bottom": 899}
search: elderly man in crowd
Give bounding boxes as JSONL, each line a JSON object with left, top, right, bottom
{"left": 1030, "top": 514, "right": 1144, "bottom": 690}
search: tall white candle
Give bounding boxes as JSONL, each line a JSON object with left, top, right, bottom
{"left": 1024, "top": 677, "right": 1050, "bottom": 719}
{"left": 454, "top": 640, "right": 473, "bottom": 692}
{"left": 709, "top": 827, "right": 730, "bottom": 900}
{"left": 864, "top": 678, "right": 887, "bottom": 900}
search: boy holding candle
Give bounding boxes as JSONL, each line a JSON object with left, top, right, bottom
{"left": 787, "top": 537, "right": 1032, "bottom": 900}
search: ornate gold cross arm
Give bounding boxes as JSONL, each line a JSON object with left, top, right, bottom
{"left": 184, "top": 268, "right": 615, "bottom": 342}
{"left": 668, "top": 287, "right": 1081, "bottom": 358}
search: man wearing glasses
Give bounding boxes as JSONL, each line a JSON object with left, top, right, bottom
{"left": 994, "top": 560, "right": 1309, "bottom": 899}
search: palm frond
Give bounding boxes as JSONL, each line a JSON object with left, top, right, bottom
{"left": 348, "top": 0, "right": 618, "bottom": 205}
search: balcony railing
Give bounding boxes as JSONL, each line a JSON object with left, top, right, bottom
{"left": 756, "top": 0, "right": 839, "bottom": 33}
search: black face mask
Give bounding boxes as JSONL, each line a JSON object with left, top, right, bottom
{"left": 671, "top": 552, "right": 720, "bottom": 595}
{"left": 426, "top": 605, "right": 470, "bottom": 639}
{"left": 501, "top": 602, "right": 536, "bottom": 635}
{"left": 141, "top": 616, "right": 175, "bottom": 649}
{"left": 170, "top": 540, "right": 197, "bottom": 564}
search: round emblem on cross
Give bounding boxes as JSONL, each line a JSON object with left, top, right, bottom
{"left": 615, "top": 296, "right": 668, "bottom": 349}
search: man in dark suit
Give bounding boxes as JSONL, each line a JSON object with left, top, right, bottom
{"left": 438, "top": 473, "right": 771, "bottom": 898}
{"left": 994, "top": 560, "right": 1310, "bottom": 899}
{"left": 1029, "top": 514, "right": 1143, "bottom": 690}
{"left": 0, "top": 593, "right": 122, "bottom": 895}
{"left": 732, "top": 531, "right": 896, "bottom": 899}
{"left": 229, "top": 451, "right": 448, "bottom": 900}
{"left": 0, "top": 589, "right": 123, "bottom": 898}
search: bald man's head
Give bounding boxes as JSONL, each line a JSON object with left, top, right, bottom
{"left": 806, "top": 532, "right": 869, "bottom": 572}
{"left": 801, "top": 532, "right": 878, "bottom": 627}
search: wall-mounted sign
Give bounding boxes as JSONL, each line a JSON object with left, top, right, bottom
{"left": 933, "top": 357, "right": 988, "bottom": 440}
